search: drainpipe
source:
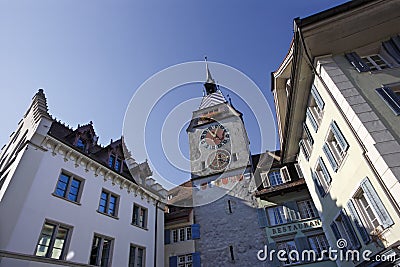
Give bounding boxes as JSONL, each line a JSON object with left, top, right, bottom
{"left": 153, "top": 200, "right": 159, "bottom": 267}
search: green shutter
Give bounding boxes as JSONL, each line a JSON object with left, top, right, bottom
{"left": 257, "top": 208, "right": 269, "bottom": 227}
{"left": 330, "top": 121, "right": 349, "bottom": 152}
{"left": 345, "top": 52, "right": 370, "bottom": 72}
{"left": 323, "top": 143, "right": 338, "bottom": 172}
{"left": 318, "top": 157, "right": 331, "bottom": 184}
{"left": 311, "top": 169, "right": 325, "bottom": 196}
{"left": 192, "top": 252, "right": 201, "bottom": 267}
{"left": 341, "top": 210, "right": 361, "bottom": 249}
{"left": 347, "top": 200, "right": 370, "bottom": 244}
{"left": 306, "top": 108, "right": 318, "bottom": 132}
{"left": 311, "top": 85, "right": 325, "bottom": 110}
{"left": 169, "top": 256, "right": 177, "bottom": 267}
{"left": 361, "top": 177, "right": 393, "bottom": 229}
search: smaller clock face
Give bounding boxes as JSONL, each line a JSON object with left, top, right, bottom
{"left": 208, "top": 150, "right": 231, "bottom": 171}
{"left": 200, "top": 124, "right": 230, "bottom": 149}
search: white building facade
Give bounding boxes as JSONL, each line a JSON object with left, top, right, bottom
{"left": 0, "top": 89, "right": 166, "bottom": 267}
{"left": 272, "top": 1, "right": 400, "bottom": 266}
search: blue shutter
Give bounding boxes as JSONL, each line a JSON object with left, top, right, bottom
{"left": 299, "top": 140, "right": 310, "bottom": 161}
{"left": 382, "top": 36, "right": 400, "bottom": 64}
{"left": 191, "top": 224, "right": 200, "bottom": 239}
{"left": 164, "top": 229, "right": 170, "bottom": 244}
{"left": 257, "top": 208, "right": 269, "bottom": 227}
{"left": 317, "top": 157, "right": 331, "bottom": 184}
{"left": 306, "top": 108, "right": 318, "bottom": 132}
{"left": 345, "top": 52, "right": 370, "bottom": 72}
{"left": 361, "top": 177, "right": 393, "bottom": 229}
{"left": 311, "top": 169, "right": 325, "bottom": 196}
{"left": 323, "top": 143, "right": 338, "bottom": 172}
{"left": 330, "top": 121, "right": 349, "bottom": 152}
{"left": 341, "top": 210, "right": 361, "bottom": 249}
{"left": 303, "top": 122, "right": 314, "bottom": 145}
{"left": 347, "top": 200, "right": 370, "bottom": 244}
{"left": 330, "top": 222, "right": 341, "bottom": 240}
{"left": 192, "top": 252, "right": 201, "bottom": 267}
{"left": 376, "top": 87, "right": 400, "bottom": 115}
{"left": 311, "top": 85, "right": 325, "bottom": 110}
{"left": 169, "top": 256, "right": 177, "bottom": 267}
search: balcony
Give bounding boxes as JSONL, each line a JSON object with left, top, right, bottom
{"left": 255, "top": 178, "right": 307, "bottom": 198}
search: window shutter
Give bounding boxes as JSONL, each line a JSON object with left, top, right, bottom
{"left": 347, "top": 200, "right": 370, "bottom": 244}
{"left": 294, "top": 235, "right": 309, "bottom": 255}
{"left": 260, "top": 172, "right": 270, "bottom": 188}
{"left": 330, "top": 121, "right": 349, "bottom": 152}
{"left": 280, "top": 166, "right": 291, "bottom": 182}
{"left": 169, "top": 256, "right": 178, "bottom": 267}
{"left": 360, "top": 177, "right": 393, "bottom": 228}
{"left": 306, "top": 108, "right": 318, "bottom": 132}
{"left": 345, "top": 52, "right": 370, "bottom": 72}
{"left": 165, "top": 229, "right": 171, "bottom": 244}
{"left": 376, "top": 87, "right": 400, "bottom": 115}
{"left": 294, "top": 163, "right": 304, "bottom": 178}
{"left": 257, "top": 208, "right": 269, "bottom": 227}
{"left": 323, "top": 143, "right": 338, "bottom": 172}
{"left": 192, "top": 252, "right": 201, "bottom": 267}
{"left": 299, "top": 140, "right": 310, "bottom": 161}
{"left": 341, "top": 210, "right": 361, "bottom": 249}
{"left": 303, "top": 122, "right": 314, "bottom": 145}
{"left": 317, "top": 157, "right": 332, "bottom": 184}
{"left": 191, "top": 224, "right": 201, "bottom": 239}
{"left": 311, "top": 169, "right": 325, "bottom": 196}
{"left": 311, "top": 85, "right": 325, "bottom": 110}
{"left": 285, "top": 201, "right": 300, "bottom": 221}
{"left": 330, "top": 222, "right": 341, "bottom": 240}
{"left": 382, "top": 36, "right": 400, "bottom": 64}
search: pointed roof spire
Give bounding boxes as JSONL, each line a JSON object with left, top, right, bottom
{"left": 205, "top": 56, "right": 215, "bottom": 84}
{"left": 204, "top": 56, "right": 217, "bottom": 95}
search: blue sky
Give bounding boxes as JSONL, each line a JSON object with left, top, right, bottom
{"left": 0, "top": 0, "right": 348, "bottom": 187}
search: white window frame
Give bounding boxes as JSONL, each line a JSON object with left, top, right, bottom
{"left": 132, "top": 203, "right": 148, "bottom": 229}
{"left": 362, "top": 54, "right": 391, "bottom": 71}
{"left": 276, "top": 240, "right": 299, "bottom": 265}
{"left": 178, "top": 254, "right": 193, "bottom": 267}
{"left": 129, "top": 244, "right": 145, "bottom": 267}
{"left": 308, "top": 234, "right": 329, "bottom": 259}
{"left": 297, "top": 199, "right": 317, "bottom": 219}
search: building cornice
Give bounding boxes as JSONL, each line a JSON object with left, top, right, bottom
{"left": 41, "top": 135, "right": 164, "bottom": 206}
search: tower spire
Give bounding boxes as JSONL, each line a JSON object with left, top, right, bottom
{"left": 204, "top": 56, "right": 217, "bottom": 95}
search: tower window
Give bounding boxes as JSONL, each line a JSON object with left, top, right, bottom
{"left": 229, "top": 245, "right": 235, "bottom": 261}
{"left": 228, "top": 200, "right": 233, "bottom": 213}
{"left": 232, "top": 153, "right": 238, "bottom": 162}
{"left": 76, "top": 138, "right": 86, "bottom": 151}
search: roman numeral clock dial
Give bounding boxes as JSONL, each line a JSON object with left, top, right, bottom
{"left": 200, "top": 123, "right": 230, "bottom": 150}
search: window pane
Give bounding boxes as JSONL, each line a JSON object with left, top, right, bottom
{"left": 108, "top": 155, "right": 115, "bottom": 168}
{"left": 55, "top": 174, "right": 69, "bottom": 198}
{"left": 90, "top": 236, "right": 101, "bottom": 265}
{"left": 133, "top": 205, "right": 139, "bottom": 225}
{"left": 36, "top": 223, "right": 55, "bottom": 257}
{"left": 129, "top": 246, "right": 136, "bottom": 267}
{"left": 101, "top": 239, "right": 111, "bottom": 267}
{"left": 137, "top": 248, "right": 144, "bottom": 267}
{"left": 115, "top": 159, "right": 121, "bottom": 172}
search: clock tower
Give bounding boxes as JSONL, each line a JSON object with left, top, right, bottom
{"left": 186, "top": 61, "right": 265, "bottom": 266}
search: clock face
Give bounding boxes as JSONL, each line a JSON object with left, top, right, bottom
{"left": 200, "top": 124, "right": 230, "bottom": 149}
{"left": 208, "top": 150, "right": 231, "bottom": 171}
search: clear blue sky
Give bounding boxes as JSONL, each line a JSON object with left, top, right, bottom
{"left": 0, "top": 0, "right": 348, "bottom": 187}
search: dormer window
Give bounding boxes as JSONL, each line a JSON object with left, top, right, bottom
{"left": 108, "top": 154, "right": 122, "bottom": 172}
{"left": 76, "top": 138, "right": 86, "bottom": 151}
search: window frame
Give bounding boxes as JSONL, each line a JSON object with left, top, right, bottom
{"left": 314, "top": 157, "right": 332, "bottom": 195}
{"left": 129, "top": 244, "right": 146, "bottom": 267}
{"left": 276, "top": 240, "right": 299, "bottom": 265}
{"left": 132, "top": 203, "right": 148, "bottom": 229}
{"left": 98, "top": 189, "right": 120, "bottom": 218}
{"left": 34, "top": 219, "right": 73, "bottom": 260}
{"left": 171, "top": 227, "right": 192, "bottom": 243}
{"left": 308, "top": 234, "right": 329, "bottom": 259}
{"left": 178, "top": 253, "right": 193, "bottom": 267}
{"left": 53, "top": 171, "right": 84, "bottom": 204}
{"left": 297, "top": 199, "right": 317, "bottom": 219}
{"left": 268, "top": 169, "right": 283, "bottom": 187}
{"left": 89, "top": 233, "right": 114, "bottom": 267}
{"left": 267, "top": 205, "right": 289, "bottom": 226}
{"left": 361, "top": 54, "right": 391, "bottom": 71}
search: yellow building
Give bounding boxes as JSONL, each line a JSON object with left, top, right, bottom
{"left": 272, "top": 0, "right": 400, "bottom": 266}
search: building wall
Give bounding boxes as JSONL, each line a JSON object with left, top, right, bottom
{"left": 297, "top": 56, "right": 400, "bottom": 267}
